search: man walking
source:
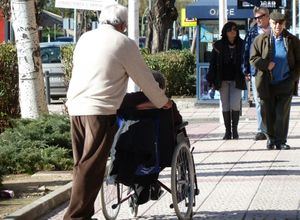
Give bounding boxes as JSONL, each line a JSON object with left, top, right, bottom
{"left": 250, "top": 11, "right": 300, "bottom": 150}
{"left": 64, "top": 4, "right": 172, "bottom": 220}
{"left": 243, "top": 7, "right": 270, "bottom": 141}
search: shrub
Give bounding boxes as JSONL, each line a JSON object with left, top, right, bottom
{"left": 0, "top": 43, "right": 20, "bottom": 133}
{"left": 0, "top": 114, "right": 73, "bottom": 176}
{"left": 143, "top": 49, "right": 196, "bottom": 97}
{"left": 61, "top": 45, "right": 196, "bottom": 97}
{"left": 7, "top": 114, "right": 72, "bottom": 149}
{"left": 0, "top": 166, "right": 4, "bottom": 187}
{"left": 61, "top": 44, "right": 75, "bottom": 85}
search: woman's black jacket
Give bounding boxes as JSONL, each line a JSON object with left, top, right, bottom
{"left": 206, "top": 38, "right": 246, "bottom": 90}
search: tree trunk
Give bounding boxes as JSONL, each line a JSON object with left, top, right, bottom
{"left": 11, "top": 0, "right": 48, "bottom": 118}
{"left": 145, "top": 10, "right": 153, "bottom": 52}
{"left": 148, "top": 0, "right": 178, "bottom": 53}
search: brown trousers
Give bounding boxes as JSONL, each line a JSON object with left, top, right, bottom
{"left": 63, "top": 115, "right": 117, "bottom": 220}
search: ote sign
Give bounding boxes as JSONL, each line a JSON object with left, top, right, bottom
{"left": 237, "top": 0, "right": 282, "bottom": 9}
{"left": 55, "top": 0, "right": 116, "bottom": 10}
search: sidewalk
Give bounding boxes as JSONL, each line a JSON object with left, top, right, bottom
{"left": 19, "top": 97, "right": 300, "bottom": 219}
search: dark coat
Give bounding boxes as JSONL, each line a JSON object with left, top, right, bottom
{"left": 250, "top": 29, "right": 300, "bottom": 99}
{"left": 206, "top": 38, "right": 246, "bottom": 90}
{"left": 110, "top": 93, "right": 184, "bottom": 186}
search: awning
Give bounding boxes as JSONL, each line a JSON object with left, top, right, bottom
{"left": 186, "top": 0, "right": 253, "bottom": 20}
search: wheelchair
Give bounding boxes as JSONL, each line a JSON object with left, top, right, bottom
{"left": 100, "top": 108, "right": 199, "bottom": 220}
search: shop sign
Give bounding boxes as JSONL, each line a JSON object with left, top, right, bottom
{"left": 55, "top": 0, "right": 116, "bottom": 10}
{"left": 237, "top": 0, "right": 282, "bottom": 9}
{"left": 181, "top": 8, "right": 197, "bottom": 27}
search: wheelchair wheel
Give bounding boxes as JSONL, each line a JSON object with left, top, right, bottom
{"left": 100, "top": 165, "right": 122, "bottom": 220}
{"left": 171, "top": 142, "right": 195, "bottom": 220}
{"left": 127, "top": 187, "right": 139, "bottom": 217}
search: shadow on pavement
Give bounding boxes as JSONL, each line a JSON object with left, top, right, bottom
{"left": 193, "top": 210, "right": 299, "bottom": 219}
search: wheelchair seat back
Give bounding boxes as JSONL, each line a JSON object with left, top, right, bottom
{"left": 110, "top": 108, "right": 177, "bottom": 186}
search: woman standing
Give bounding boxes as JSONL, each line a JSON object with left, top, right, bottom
{"left": 206, "top": 22, "right": 246, "bottom": 139}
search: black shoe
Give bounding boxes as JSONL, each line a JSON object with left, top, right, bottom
{"left": 232, "top": 129, "right": 239, "bottom": 139}
{"left": 275, "top": 144, "right": 290, "bottom": 150}
{"left": 223, "top": 131, "right": 232, "bottom": 140}
{"left": 266, "top": 140, "right": 275, "bottom": 150}
{"left": 254, "top": 132, "right": 267, "bottom": 141}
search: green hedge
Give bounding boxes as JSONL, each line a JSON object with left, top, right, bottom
{"left": 0, "top": 114, "right": 73, "bottom": 175}
{"left": 143, "top": 49, "right": 196, "bottom": 97}
{"left": 61, "top": 44, "right": 75, "bottom": 85}
{"left": 61, "top": 46, "right": 196, "bottom": 97}
{"left": 0, "top": 43, "right": 20, "bottom": 133}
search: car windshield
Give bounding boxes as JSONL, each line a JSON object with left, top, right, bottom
{"left": 41, "top": 46, "right": 62, "bottom": 64}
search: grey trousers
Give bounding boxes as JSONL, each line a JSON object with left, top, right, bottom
{"left": 64, "top": 115, "right": 117, "bottom": 220}
{"left": 219, "top": 81, "right": 242, "bottom": 112}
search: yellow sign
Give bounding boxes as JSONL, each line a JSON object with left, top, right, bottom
{"left": 181, "top": 8, "right": 197, "bottom": 27}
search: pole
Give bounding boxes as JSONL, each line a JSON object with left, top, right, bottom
{"left": 128, "top": 0, "right": 139, "bottom": 45}
{"left": 292, "top": 0, "right": 296, "bottom": 35}
{"left": 299, "top": 0, "right": 300, "bottom": 37}
{"left": 219, "top": 0, "right": 227, "bottom": 39}
{"left": 127, "top": 0, "right": 139, "bottom": 92}
{"left": 74, "top": 9, "right": 77, "bottom": 43}
{"left": 219, "top": 0, "right": 227, "bottom": 123}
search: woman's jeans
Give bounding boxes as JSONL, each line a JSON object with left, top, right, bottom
{"left": 251, "top": 76, "right": 266, "bottom": 133}
{"left": 219, "top": 81, "right": 242, "bottom": 111}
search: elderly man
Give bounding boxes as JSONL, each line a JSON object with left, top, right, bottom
{"left": 250, "top": 11, "right": 300, "bottom": 150}
{"left": 64, "top": 4, "right": 172, "bottom": 220}
{"left": 243, "top": 7, "right": 270, "bottom": 141}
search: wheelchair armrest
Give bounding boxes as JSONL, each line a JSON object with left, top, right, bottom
{"left": 175, "top": 121, "right": 188, "bottom": 131}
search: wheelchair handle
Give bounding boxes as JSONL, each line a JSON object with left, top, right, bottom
{"left": 175, "top": 121, "right": 188, "bottom": 131}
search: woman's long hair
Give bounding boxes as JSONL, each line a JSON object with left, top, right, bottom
{"left": 219, "top": 22, "right": 243, "bottom": 64}
{"left": 221, "top": 21, "right": 240, "bottom": 44}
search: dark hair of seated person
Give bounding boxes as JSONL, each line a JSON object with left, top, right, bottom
{"left": 117, "top": 71, "right": 183, "bottom": 126}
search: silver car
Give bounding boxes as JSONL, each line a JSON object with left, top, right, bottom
{"left": 40, "top": 41, "right": 72, "bottom": 101}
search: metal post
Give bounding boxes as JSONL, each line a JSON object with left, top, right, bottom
{"left": 127, "top": 0, "right": 139, "bottom": 92}
{"left": 219, "top": 0, "right": 227, "bottom": 39}
{"left": 44, "top": 71, "right": 51, "bottom": 104}
{"left": 195, "top": 26, "right": 200, "bottom": 101}
{"left": 74, "top": 9, "right": 77, "bottom": 43}
{"left": 219, "top": 0, "right": 227, "bottom": 123}
{"left": 54, "top": 24, "right": 56, "bottom": 40}
{"left": 299, "top": 0, "right": 300, "bottom": 37}
{"left": 292, "top": 0, "right": 296, "bottom": 35}
{"left": 128, "top": 0, "right": 139, "bottom": 45}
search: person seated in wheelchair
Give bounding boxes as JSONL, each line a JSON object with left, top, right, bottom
{"left": 117, "top": 70, "right": 183, "bottom": 127}
{"left": 110, "top": 71, "right": 186, "bottom": 205}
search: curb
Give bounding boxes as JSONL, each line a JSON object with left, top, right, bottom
{"left": 4, "top": 182, "right": 72, "bottom": 220}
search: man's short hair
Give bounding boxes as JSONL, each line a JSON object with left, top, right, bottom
{"left": 99, "top": 4, "right": 128, "bottom": 26}
{"left": 253, "top": 6, "right": 269, "bottom": 16}
{"left": 152, "top": 71, "right": 166, "bottom": 90}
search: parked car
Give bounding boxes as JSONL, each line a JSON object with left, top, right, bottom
{"left": 40, "top": 41, "right": 72, "bottom": 101}
{"left": 54, "top": 36, "right": 74, "bottom": 42}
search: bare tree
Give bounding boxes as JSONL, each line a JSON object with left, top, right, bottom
{"left": 146, "top": 0, "right": 178, "bottom": 53}
{"left": 0, "top": 0, "right": 11, "bottom": 19}
{"left": 10, "top": 0, "right": 48, "bottom": 118}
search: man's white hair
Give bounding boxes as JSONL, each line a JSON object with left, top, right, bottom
{"left": 99, "top": 4, "right": 128, "bottom": 26}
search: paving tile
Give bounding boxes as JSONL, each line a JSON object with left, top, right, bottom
{"left": 41, "top": 97, "right": 300, "bottom": 220}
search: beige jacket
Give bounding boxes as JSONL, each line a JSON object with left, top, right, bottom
{"left": 66, "top": 25, "right": 168, "bottom": 116}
